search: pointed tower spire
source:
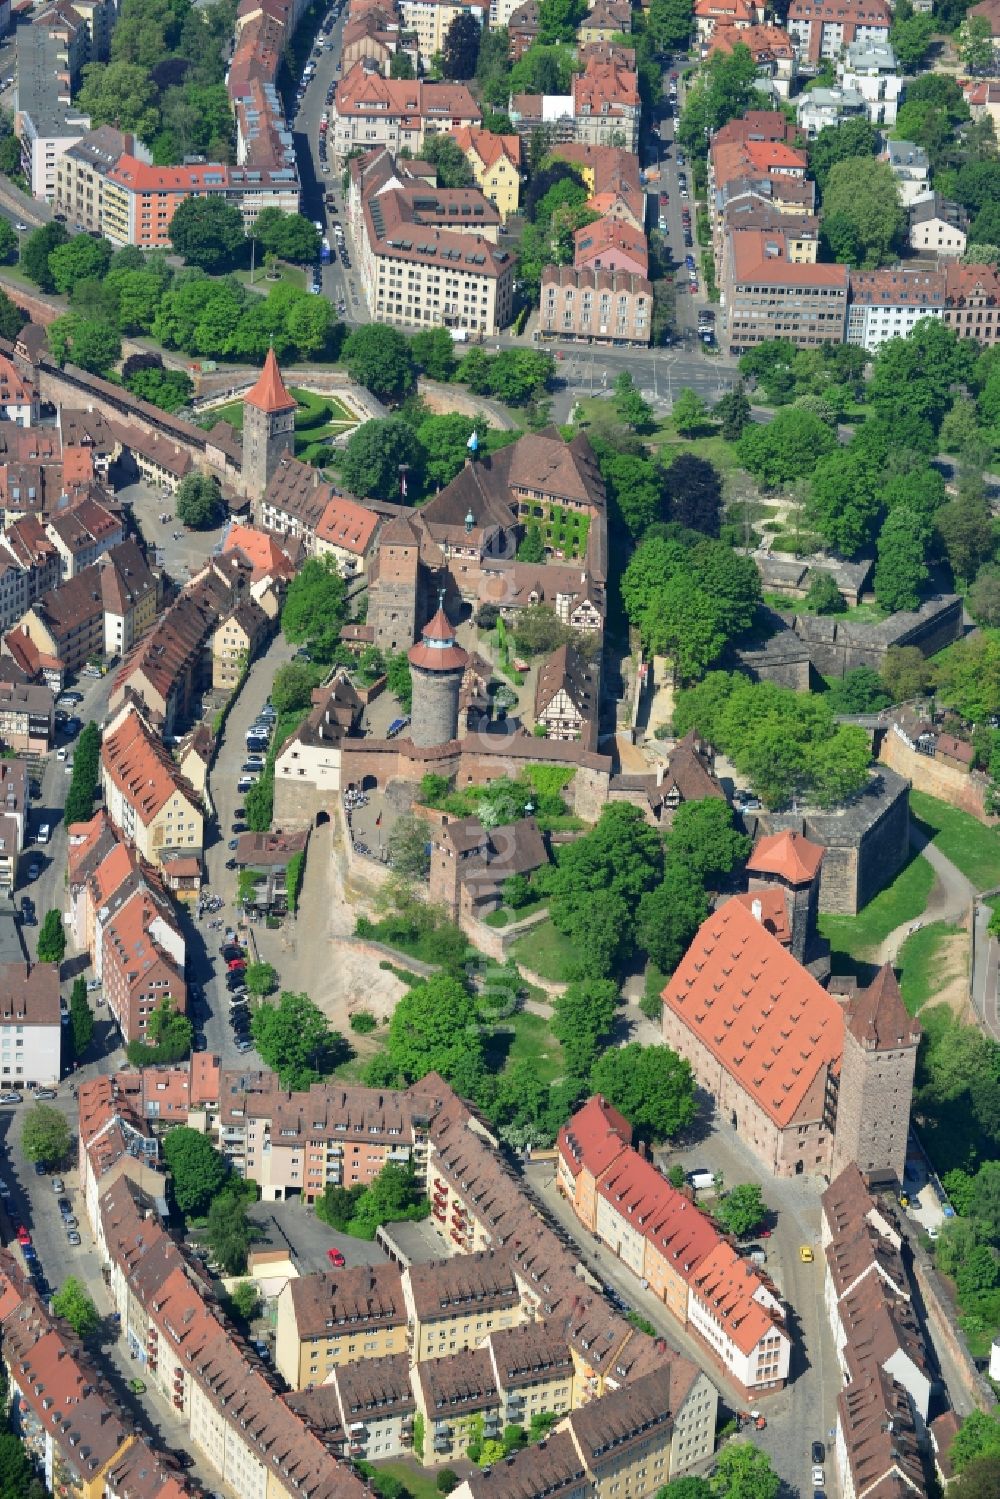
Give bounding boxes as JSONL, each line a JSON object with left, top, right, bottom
{"left": 245, "top": 348, "right": 296, "bottom": 415}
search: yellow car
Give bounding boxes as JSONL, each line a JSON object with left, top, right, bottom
{"left": 799, "top": 1245, "right": 814, "bottom": 1264}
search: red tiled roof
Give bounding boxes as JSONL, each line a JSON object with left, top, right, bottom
{"left": 245, "top": 348, "right": 296, "bottom": 414}
{"left": 557, "top": 1093, "right": 631, "bottom": 1178}
{"left": 661, "top": 897, "right": 843, "bottom": 1127}
{"left": 747, "top": 829, "right": 824, "bottom": 884}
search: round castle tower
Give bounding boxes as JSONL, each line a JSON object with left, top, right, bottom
{"left": 407, "top": 600, "right": 468, "bottom": 748}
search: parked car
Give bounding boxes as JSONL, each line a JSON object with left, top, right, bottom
{"left": 16, "top": 1226, "right": 30, "bottom": 1245}
{"left": 86, "top": 978, "right": 101, "bottom": 991}
{"left": 327, "top": 1247, "right": 346, "bottom": 1266}
{"left": 811, "top": 1442, "right": 825, "bottom": 1466}
{"left": 34, "top": 1089, "right": 56, "bottom": 1101}
{"left": 66, "top": 1230, "right": 81, "bottom": 1246}
{"left": 0, "top": 1092, "right": 21, "bottom": 1106}
{"left": 236, "top": 1038, "right": 253, "bottom": 1053}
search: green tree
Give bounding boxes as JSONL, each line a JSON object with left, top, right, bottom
{"left": 808, "top": 116, "right": 877, "bottom": 194}
{"left": 37, "top": 909, "right": 66, "bottom": 964}
{"left": 711, "top": 1443, "right": 780, "bottom": 1499}
{"left": 805, "top": 571, "right": 846, "bottom": 615}
{"left": 411, "top": 326, "right": 458, "bottom": 381}
{"left": 162, "top": 1126, "right": 231, "bottom": 1216}
{"left": 713, "top": 1183, "right": 767, "bottom": 1238}
{"left": 416, "top": 411, "right": 485, "bottom": 490}
{"left": 738, "top": 407, "right": 836, "bottom": 488}
{"left": 175, "top": 471, "right": 222, "bottom": 529}
{"left": 822, "top": 156, "right": 906, "bottom": 267}
{"left": 205, "top": 1191, "right": 259, "bottom": 1274}
{"left": 388, "top": 814, "right": 431, "bottom": 878}
{"left": 512, "top": 604, "right": 573, "bottom": 657}
{"left": 341, "top": 417, "right": 425, "bottom": 502}
{"left": 891, "top": 11, "right": 935, "bottom": 69}
{"left": 969, "top": 566, "right": 1000, "bottom": 626}
{"left": 678, "top": 45, "right": 759, "bottom": 158}
{"left": 961, "top": 12, "right": 995, "bottom": 72}
{"left": 47, "top": 313, "right": 121, "bottom": 375}
{"left": 956, "top": 1245, "right": 1000, "bottom": 1297}
{"left": 875, "top": 506, "right": 930, "bottom": 613}
{"left": 64, "top": 721, "right": 102, "bottom": 825}
{"left": 951, "top": 1412, "right": 1000, "bottom": 1474}
{"left": 281, "top": 554, "right": 348, "bottom": 660}
{"left": 419, "top": 133, "right": 476, "bottom": 188}
{"left": 390, "top": 50, "right": 414, "bottom": 78}
{"left": 636, "top": 861, "right": 710, "bottom": 975}
{"left": 825, "top": 667, "right": 892, "bottom": 714}
{"left": 656, "top": 1479, "right": 713, "bottom": 1499}
{"left": 252, "top": 208, "right": 320, "bottom": 264}
{"left": 714, "top": 381, "right": 751, "bottom": 440}
{"left": 21, "top": 221, "right": 69, "bottom": 293}
{"left": 882, "top": 645, "right": 934, "bottom": 702}
{"left": 48, "top": 234, "right": 112, "bottom": 294}
{"left": 668, "top": 453, "right": 722, "bottom": 536}
{"left": 387, "top": 652, "right": 413, "bottom": 711}
{"left": 228, "top": 1280, "right": 261, "bottom": 1321}
{"left": 488, "top": 349, "right": 555, "bottom": 406}
{"left": 869, "top": 319, "right": 975, "bottom": 433}
{"left": 0, "top": 287, "right": 25, "bottom": 339}
{"left": 125, "top": 365, "right": 194, "bottom": 412}
{"left": 169, "top": 195, "right": 245, "bottom": 270}
{"left": 551, "top": 977, "right": 619, "bottom": 1081}
{"left": 938, "top": 488, "right": 996, "bottom": 586}
{"left": 648, "top": 0, "right": 693, "bottom": 49}
{"left": 599, "top": 450, "right": 665, "bottom": 540}
{"left": 342, "top": 1160, "right": 428, "bottom": 1239}
{"left": 343, "top": 324, "right": 415, "bottom": 403}
{"left": 251, "top": 991, "right": 348, "bottom": 1090}
{"left": 614, "top": 370, "right": 653, "bottom": 432}
{"left": 591, "top": 1044, "right": 696, "bottom": 1140}
{"left": 442, "top": 11, "right": 481, "bottom": 77}
{"left": 268, "top": 662, "right": 322, "bottom": 717}
{"left": 517, "top": 520, "right": 546, "bottom": 562}
{"left": 21, "top": 1104, "right": 71, "bottom": 1168}
{"left": 51, "top": 1277, "right": 100, "bottom": 1338}
{"left": 668, "top": 798, "right": 750, "bottom": 885}
{"left": 376, "top": 974, "right": 484, "bottom": 1093}
{"left": 954, "top": 1455, "right": 1000, "bottom": 1497}
{"left": 76, "top": 60, "right": 160, "bottom": 138}
{"left": 673, "top": 387, "right": 708, "bottom": 436}
{"left": 69, "top": 977, "right": 94, "bottom": 1059}
{"left": 0, "top": 1430, "right": 44, "bottom": 1499}
{"left": 245, "top": 961, "right": 277, "bottom": 997}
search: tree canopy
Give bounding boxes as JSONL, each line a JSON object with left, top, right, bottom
{"left": 162, "top": 1126, "right": 230, "bottom": 1216}
{"left": 169, "top": 195, "right": 245, "bottom": 271}
{"left": 52, "top": 1278, "right": 101, "bottom": 1338}
{"left": 591, "top": 1045, "right": 696, "bottom": 1140}
{"left": 176, "top": 471, "right": 222, "bottom": 529}
{"left": 281, "top": 554, "right": 347, "bottom": 661}
{"left": 250, "top": 991, "right": 349, "bottom": 1090}
{"left": 21, "top": 1104, "right": 71, "bottom": 1169}
{"left": 343, "top": 324, "right": 415, "bottom": 403}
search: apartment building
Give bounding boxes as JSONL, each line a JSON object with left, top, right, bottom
{"left": 216, "top": 1072, "right": 419, "bottom": 1200}
{"left": 314, "top": 494, "right": 381, "bottom": 577}
{"left": 942, "top": 261, "right": 1000, "bottom": 348}
{"left": 0, "top": 756, "right": 26, "bottom": 895}
{"left": 403, "top": 1252, "right": 525, "bottom": 1361}
{"left": 287, "top": 1355, "right": 416, "bottom": 1463}
{"left": 693, "top": 0, "right": 759, "bottom": 40}
{"left": 786, "top": 0, "right": 891, "bottom": 62}
{"left": 708, "top": 24, "right": 797, "bottom": 98}
{"left": 572, "top": 58, "right": 640, "bottom": 152}
{"left": 275, "top": 1266, "right": 408, "bottom": 1389}
{"left": 484, "top": 1322, "right": 576, "bottom": 1425}
{"left": 0, "top": 1258, "right": 135, "bottom": 1499}
{"left": 550, "top": 141, "right": 644, "bottom": 229}
{"left": 398, "top": 0, "right": 485, "bottom": 61}
{"left": 0, "top": 351, "right": 39, "bottom": 427}
{"left": 573, "top": 218, "right": 648, "bottom": 277}
{"left": 540, "top": 266, "right": 653, "bottom": 351}
{"left": 0, "top": 681, "right": 54, "bottom": 752}
{"left": 837, "top": 38, "right": 901, "bottom": 125}
{"left": 453, "top": 126, "right": 522, "bottom": 220}
{"left": 578, "top": 0, "right": 632, "bottom": 44}
{"left": 211, "top": 597, "right": 270, "bottom": 691}
{"left": 53, "top": 124, "right": 136, "bottom": 232}
{"left": 45, "top": 495, "right": 124, "bottom": 578}
{"left": 507, "top": 0, "right": 540, "bottom": 57}
{"left": 0, "top": 962, "right": 61, "bottom": 1087}
{"left": 350, "top": 149, "right": 514, "bottom": 336}
{"left": 15, "top": 19, "right": 89, "bottom": 200}
{"left": 0, "top": 515, "right": 60, "bottom": 606}
{"left": 909, "top": 194, "right": 968, "bottom": 258}
{"left": 846, "top": 269, "right": 945, "bottom": 352}
{"left": 101, "top": 704, "right": 204, "bottom": 868}
{"left": 722, "top": 229, "right": 849, "bottom": 353}
{"left": 259, "top": 455, "right": 336, "bottom": 550}
{"left": 558, "top": 1096, "right": 792, "bottom": 1397}
{"left": 885, "top": 138, "right": 930, "bottom": 207}
{"left": 20, "top": 539, "right": 157, "bottom": 673}
{"left": 101, "top": 881, "right": 187, "bottom": 1044}
{"left": 414, "top": 1348, "right": 502, "bottom": 1466}
{"left": 330, "top": 62, "right": 481, "bottom": 166}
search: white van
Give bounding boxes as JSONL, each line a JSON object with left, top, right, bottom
{"left": 687, "top": 1168, "right": 715, "bottom": 1192}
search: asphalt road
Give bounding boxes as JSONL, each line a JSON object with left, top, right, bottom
{"left": 290, "top": 4, "right": 364, "bottom": 322}
{"left": 187, "top": 630, "right": 298, "bottom": 1070}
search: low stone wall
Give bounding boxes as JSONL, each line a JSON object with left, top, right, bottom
{"left": 0, "top": 275, "right": 59, "bottom": 328}
{"left": 462, "top": 905, "right": 550, "bottom": 960}
{"left": 417, "top": 377, "right": 517, "bottom": 430}
{"left": 881, "top": 728, "right": 997, "bottom": 826}
{"left": 908, "top": 1236, "right": 995, "bottom": 1414}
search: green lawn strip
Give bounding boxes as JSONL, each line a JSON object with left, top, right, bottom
{"left": 910, "top": 790, "right": 1000, "bottom": 891}
{"left": 234, "top": 264, "right": 306, "bottom": 292}
{"left": 511, "top": 917, "right": 577, "bottom": 983}
{"left": 483, "top": 894, "right": 549, "bottom": 928}
{"left": 490, "top": 1009, "right": 564, "bottom": 1088}
{"left": 818, "top": 853, "right": 935, "bottom": 960}
{"left": 372, "top": 1461, "right": 442, "bottom": 1499}
{"left": 896, "top": 921, "right": 964, "bottom": 1016}
{"left": 331, "top": 1052, "right": 372, "bottom": 1083}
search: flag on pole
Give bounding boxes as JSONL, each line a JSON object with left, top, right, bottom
{"left": 375, "top": 812, "right": 382, "bottom": 828}
{"left": 467, "top": 430, "right": 479, "bottom": 452}
{"left": 400, "top": 473, "right": 407, "bottom": 497}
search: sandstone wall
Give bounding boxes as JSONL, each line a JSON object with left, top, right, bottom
{"left": 881, "top": 729, "right": 997, "bottom": 826}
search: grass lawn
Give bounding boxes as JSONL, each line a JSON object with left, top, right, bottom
{"left": 910, "top": 790, "right": 1000, "bottom": 891}
{"left": 483, "top": 894, "right": 549, "bottom": 928}
{"left": 235, "top": 263, "right": 306, "bottom": 292}
{"left": 818, "top": 853, "right": 935, "bottom": 961}
{"left": 512, "top": 917, "right": 577, "bottom": 983}
{"left": 897, "top": 921, "right": 964, "bottom": 1016}
{"left": 198, "top": 386, "right": 358, "bottom": 457}
{"left": 372, "top": 1460, "right": 442, "bottom": 1499}
{"left": 502, "top": 1009, "right": 563, "bottom": 1086}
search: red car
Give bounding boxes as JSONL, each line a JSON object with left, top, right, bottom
{"left": 327, "top": 1248, "right": 345, "bottom": 1267}
{"left": 16, "top": 1226, "right": 30, "bottom": 1246}
{"left": 227, "top": 958, "right": 246, "bottom": 973}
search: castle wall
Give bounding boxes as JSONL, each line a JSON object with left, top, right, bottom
{"left": 753, "top": 769, "right": 910, "bottom": 916}
{"left": 792, "top": 595, "right": 962, "bottom": 678}
{"left": 880, "top": 729, "right": 998, "bottom": 826}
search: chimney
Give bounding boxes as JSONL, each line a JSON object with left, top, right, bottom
{"left": 751, "top": 899, "right": 763, "bottom": 923}
{"left": 656, "top": 764, "right": 664, "bottom": 787}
